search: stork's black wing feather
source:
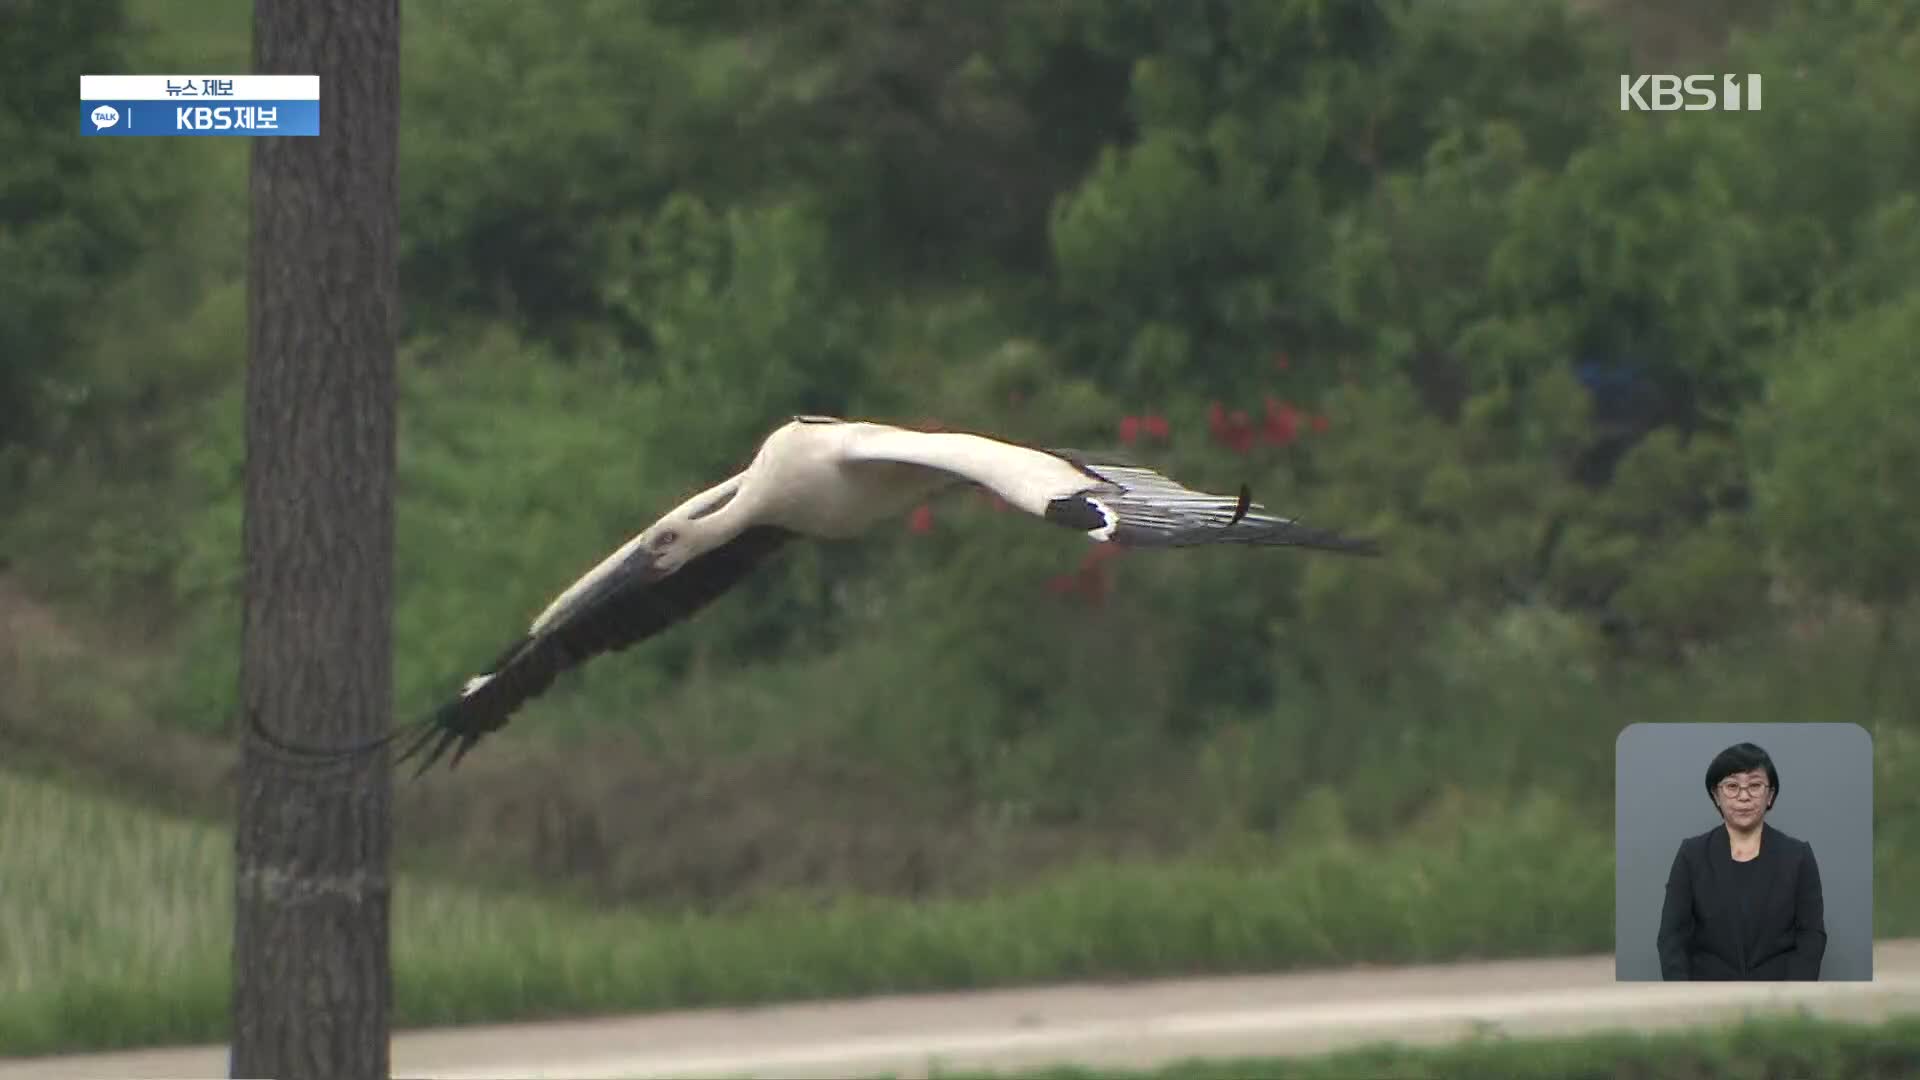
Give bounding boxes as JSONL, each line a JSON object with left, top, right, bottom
{"left": 398, "top": 524, "right": 796, "bottom": 775}
{"left": 1042, "top": 449, "right": 1381, "bottom": 555}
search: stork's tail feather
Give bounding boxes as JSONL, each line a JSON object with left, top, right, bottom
{"left": 390, "top": 635, "right": 546, "bottom": 776}
{"left": 393, "top": 698, "right": 483, "bottom": 778}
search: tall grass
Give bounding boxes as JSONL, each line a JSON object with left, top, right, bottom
{"left": 0, "top": 770, "right": 1619, "bottom": 1057}
{"left": 13, "top": 572, "right": 1913, "bottom": 912}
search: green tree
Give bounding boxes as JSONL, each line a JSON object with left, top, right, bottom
{"left": 647, "top": 0, "right": 1136, "bottom": 281}
{"left": 1554, "top": 429, "right": 1767, "bottom": 656}
{"left": 1746, "top": 289, "right": 1920, "bottom": 623}
{"left": 398, "top": 0, "right": 728, "bottom": 333}
{"left": 1044, "top": 0, "right": 1606, "bottom": 403}
{"left": 0, "top": 0, "right": 155, "bottom": 467}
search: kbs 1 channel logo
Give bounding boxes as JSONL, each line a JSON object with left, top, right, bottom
{"left": 81, "top": 75, "right": 320, "bottom": 137}
{"left": 1619, "top": 73, "right": 1763, "bottom": 112}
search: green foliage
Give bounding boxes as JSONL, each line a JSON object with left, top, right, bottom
{"left": 1746, "top": 287, "right": 1920, "bottom": 610}
{"left": 0, "top": 0, "right": 179, "bottom": 472}
{"left": 1547, "top": 430, "right": 1768, "bottom": 651}
{"left": 647, "top": 0, "right": 1136, "bottom": 282}
{"left": 1328, "top": 120, "right": 1534, "bottom": 398}
{"left": 604, "top": 194, "right": 872, "bottom": 439}
{"left": 397, "top": 0, "right": 750, "bottom": 333}
{"left": 1046, "top": 0, "right": 1610, "bottom": 401}
{"left": 1817, "top": 194, "right": 1920, "bottom": 317}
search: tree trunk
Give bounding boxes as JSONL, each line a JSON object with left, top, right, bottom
{"left": 232, "top": 1, "right": 400, "bottom": 1077}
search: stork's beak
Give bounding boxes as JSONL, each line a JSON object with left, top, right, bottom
{"left": 629, "top": 548, "right": 674, "bottom": 584}
{"left": 585, "top": 544, "right": 672, "bottom": 598}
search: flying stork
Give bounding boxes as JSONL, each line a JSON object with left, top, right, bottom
{"left": 251, "top": 415, "right": 1381, "bottom": 774}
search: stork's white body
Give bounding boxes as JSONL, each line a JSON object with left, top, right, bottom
{"left": 747, "top": 420, "right": 1089, "bottom": 536}
{"left": 532, "top": 420, "right": 1088, "bottom": 634}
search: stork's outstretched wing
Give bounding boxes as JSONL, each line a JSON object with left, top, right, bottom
{"left": 1042, "top": 450, "right": 1380, "bottom": 553}
{"left": 396, "top": 523, "right": 795, "bottom": 774}
{"left": 249, "top": 523, "right": 794, "bottom": 775}
{"left": 842, "top": 428, "right": 1381, "bottom": 555}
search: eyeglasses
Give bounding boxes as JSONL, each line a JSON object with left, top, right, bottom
{"left": 1716, "top": 779, "right": 1771, "bottom": 801}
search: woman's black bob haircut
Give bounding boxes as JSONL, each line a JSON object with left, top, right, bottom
{"left": 1705, "top": 742, "right": 1780, "bottom": 807}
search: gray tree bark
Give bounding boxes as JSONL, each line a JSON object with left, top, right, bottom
{"left": 232, "top": 1, "right": 400, "bottom": 1077}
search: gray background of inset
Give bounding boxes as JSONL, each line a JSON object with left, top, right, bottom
{"left": 1615, "top": 722, "right": 1874, "bottom": 981}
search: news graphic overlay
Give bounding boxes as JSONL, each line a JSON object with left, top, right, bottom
{"left": 1614, "top": 722, "right": 1874, "bottom": 982}
{"left": 1619, "top": 73, "right": 1763, "bottom": 112}
{"left": 80, "top": 75, "right": 319, "bottom": 137}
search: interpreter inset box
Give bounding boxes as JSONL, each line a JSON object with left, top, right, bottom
{"left": 1615, "top": 722, "right": 1873, "bottom": 981}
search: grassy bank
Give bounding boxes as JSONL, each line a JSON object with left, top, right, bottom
{"left": 6, "top": 553, "right": 1918, "bottom": 914}
{"left": 7, "top": 585, "right": 1920, "bottom": 1059}
{"left": 0, "top": 768, "right": 1625, "bottom": 1057}
{"left": 938, "top": 1013, "right": 1920, "bottom": 1080}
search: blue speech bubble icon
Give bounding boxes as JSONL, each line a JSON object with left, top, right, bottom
{"left": 91, "top": 105, "right": 120, "bottom": 130}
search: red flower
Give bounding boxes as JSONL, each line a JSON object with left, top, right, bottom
{"left": 1143, "top": 413, "right": 1170, "bottom": 440}
{"left": 1206, "top": 403, "right": 1254, "bottom": 454}
{"left": 1076, "top": 550, "right": 1116, "bottom": 604}
{"left": 1046, "top": 544, "right": 1125, "bottom": 604}
{"left": 907, "top": 504, "right": 934, "bottom": 534}
{"left": 1077, "top": 567, "right": 1110, "bottom": 606}
{"left": 1205, "top": 401, "right": 1275, "bottom": 454}
{"left": 1274, "top": 350, "right": 1291, "bottom": 372}
{"left": 1118, "top": 415, "right": 1141, "bottom": 445}
{"left": 1310, "top": 413, "right": 1330, "bottom": 434}
{"left": 1262, "top": 396, "right": 1300, "bottom": 447}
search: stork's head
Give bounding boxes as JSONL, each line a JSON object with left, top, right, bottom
{"left": 638, "top": 473, "right": 747, "bottom": 575}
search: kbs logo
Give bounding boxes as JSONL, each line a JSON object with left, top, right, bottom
{"left": 1620, "top": 74, "right": 1762, "bottom": 111}
{"left": 175, "top": 104, "right": 280, "bottom": 130}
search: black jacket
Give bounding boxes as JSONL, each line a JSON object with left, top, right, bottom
{"left": 1657, "top": 823, "right": 1826, "bottom": 980}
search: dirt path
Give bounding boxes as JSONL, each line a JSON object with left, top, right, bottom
{"left": 7, "top": 941, "right": 1918, "bottom": 1079}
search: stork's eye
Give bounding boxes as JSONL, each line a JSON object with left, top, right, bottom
{"left": 654, "top": 529, "right": 679, "bottom": 548}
